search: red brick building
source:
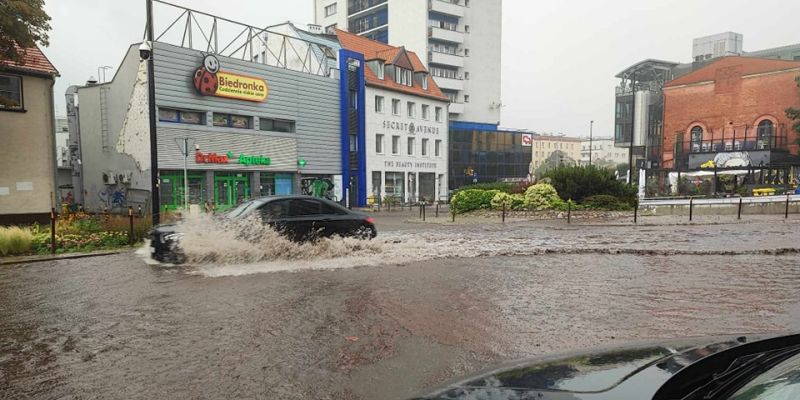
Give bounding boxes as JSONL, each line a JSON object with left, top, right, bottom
{"left": 661, "top": 57, "right": 800, "bottom": 171}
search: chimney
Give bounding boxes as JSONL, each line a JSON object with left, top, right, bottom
{"left": 307, "top": 24, "right": 323, "bottom": 34}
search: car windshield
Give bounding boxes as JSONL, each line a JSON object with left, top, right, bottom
{"left": 729, "top": 353, "right": 800, "bottom": 400}
{"left": 225, "top": 200, "right": 263, "bottom": 219}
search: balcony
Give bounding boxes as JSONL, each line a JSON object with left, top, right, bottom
{"left": 433, "top": 76, "right": 464, "bottom": 91}
{"left": 428, "top": 26, "right": 464, "bottom": 44}
{"left": 429, "top": 51, "right": 464, "bottom": 68}
{"left": 429, "top": 0, "right": 465, "bottom": 17}
{"left": 448, "top": 102, "right": 465, "bottom": 114}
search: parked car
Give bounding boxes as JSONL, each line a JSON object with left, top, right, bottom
{"left": 412, "top": 332, "right": 800, "bottom": 400}
{"left": 151, "top": 196, "right": 377, "bottom": 263}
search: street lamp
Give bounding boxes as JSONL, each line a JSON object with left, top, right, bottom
{"left": 589, "top": 120, "right": 594, "bottom": 167}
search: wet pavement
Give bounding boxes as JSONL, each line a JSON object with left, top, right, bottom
{"left": 2, "top": 215, "right": 800, "bottom": 399}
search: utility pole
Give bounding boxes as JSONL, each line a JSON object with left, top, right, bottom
{"left": 146, "top": 0, "right": 160, "bottom": 225}
{"left": 589, "top": 120, "right": 594, "bottom": 166}
{"left": 627, "top": 70, "right": 636, "bottom": 185}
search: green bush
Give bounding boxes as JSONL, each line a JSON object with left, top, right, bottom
{"left": 582, "top": 195, "right": 632, "bottom": 211}
{"left": 490, "top": 192, "right": 526, "bottom": 211}
{"left": 451, "top": 189, "right": 500, "bottom": 213}
{"left": 454, "top": 182, "right": 513, "bottom": 194}
{"left": 524, "top": 183, "right": 562, "bottom": 211}
{"left": 0, "top": 226, "right": 34, "bottom": 256}
{"left": 542, "top": 165, "right": 636, "bottom": 205}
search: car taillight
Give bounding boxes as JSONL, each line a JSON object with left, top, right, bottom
{"left": 366, "top": 217, "right": 375, "bottom": 224}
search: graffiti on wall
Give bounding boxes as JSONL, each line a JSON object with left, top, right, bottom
{"left": 96, "top": 185, "right": 151, "bottom": 212}
{"left": 301, "top": 178, "right": 335, "bottom": 200}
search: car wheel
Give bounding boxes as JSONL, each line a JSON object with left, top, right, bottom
{"left": 353, "top": 225, "right": 377, "bottom": 240}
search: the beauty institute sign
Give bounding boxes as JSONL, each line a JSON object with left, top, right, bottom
{"left": 193, "top": 54, "right": 268, "bottom": 102}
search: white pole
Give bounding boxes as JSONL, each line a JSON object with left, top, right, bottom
{"left": 183, "top": 137, "right": 189, "bottom": 210}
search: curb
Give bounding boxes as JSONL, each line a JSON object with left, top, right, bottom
{"left": 0, "top": 249, "right": 130, "bottom": 265}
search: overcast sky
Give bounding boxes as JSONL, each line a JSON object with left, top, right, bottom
{"left": 43, "top": 0, "right": 799, "bottom": 138}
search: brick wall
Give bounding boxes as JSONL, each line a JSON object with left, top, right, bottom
{"left": 662, "top": 63, "right": 800, "bottom": 169}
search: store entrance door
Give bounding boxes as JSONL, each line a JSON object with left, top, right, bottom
{"left": 419, "top": 173, "right": 435, "bottom": 203}
{"left": 214, "top": 173, "right": 250, "bottom": 211}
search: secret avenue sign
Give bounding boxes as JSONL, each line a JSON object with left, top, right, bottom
{"left": 382, "top": 120, "right": 440, "bottom": 135}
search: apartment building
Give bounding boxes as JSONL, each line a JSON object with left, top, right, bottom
{"left": 579, "top": 137, "right": 629, "bottom": 167}
{"left": 530, "top": 135, "right": 583, "bottom": 171}
{"left": 314, "top": 0, "right": 502, "bottom": 126}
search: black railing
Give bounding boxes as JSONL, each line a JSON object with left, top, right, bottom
{"left": 674, "top": 124, "right": 788, "bottom": 155}
{"left": 348, "top": 0, "right": 387, "bottom": 15}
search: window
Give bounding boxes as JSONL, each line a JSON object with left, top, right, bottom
{"left": 421, "top": 138, "right": 429, "bottom": 156}
{"left": 421, "top": 104, "right": 430, "bottom": 120}
{"left": 392, "top": 99, "right": 400, "bottom": 115}
{"left": 375, "top": 96, "right": 384, "bottom": 113}
{"left": 290, "top": 199, "right": 324, "bottom": 216}
{"left": 407, "top": 102, "right": 416, "bottom": 118}
{"left": 213, "top": 113, "right": 251, "bottom": 129}
{"left": 392, "top": 135, "right": 400, "bottom": 155}
{"left": 465, "top": 25, "right": 470, "bottom": 33}
{"left": 395, "top": 67, "right": 412, "bottom": 86}
{"left": 159, "top": 108, "right": 204, "bottom": 125}
{"left": 435, "top": 107, "right": 442, "bottom": 122}
{"left": 260, "top": 199, "right": 289, "bottom": 219}
{"left": 464, "top": 49, "right": 470, "bottom": 57}
{"left": 376, "top": 63, "right": 385, "bottom": 79}
{"left": 690, "top": 126, "right": 703, "bottom": 150}
{"left": 422, "top": 76, "right": 428, "bottom": 90}
{"left": 376, "top": 134, "right": 384, "bottom": 153}
{"left": 464, "top": 72, "right": 470, "bottom": 80}
{"left": 464, "top": 95, "right": 470, "bottom": 103}
{"left": 407, "top": 137, "right": 415, "bottom": 155}
{"left": 259, "top": 118, "right": 295, "bottom": 133}
{"left": 435, "top": 140, "right": 441, "bottom": 157}
{"left": 324, "top": 3, "right": 337, "bottom": 16}
{"left": 431, "top": 66, "right": 458, "bottom": 79}
{"left": 349, "top": 90, "right": 358, "bottom": 109}
{"left": 325, "top": 23, "right": 337, "bottom": 34}
{"left": 0, "top": 74, "right": 22, "bottom": 110}
{"left": 385, "top": 172, "right": 404, "bottom": 197}
{"left": 372, "top": 171, "right": 382, "bottom": 195}
{"left": 349, "top": 134, "right": 358, "bottom": 152}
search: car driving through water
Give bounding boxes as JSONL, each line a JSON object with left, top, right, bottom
{"left": 413, "top": 333, "right": 800, "bottom": 400}
{"left": 150, "top": 195, "right": 377, "bottom": 263}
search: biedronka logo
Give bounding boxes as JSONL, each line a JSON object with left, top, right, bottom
{"left": 193, "top": 54, "right": 268, "bottom": 102}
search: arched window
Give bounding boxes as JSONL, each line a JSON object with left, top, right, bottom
{"left": 757, "top": 120, "right": 774, "bottom": 149}
{"left": 690, "top": 126, "right": 703, "bottom": 152}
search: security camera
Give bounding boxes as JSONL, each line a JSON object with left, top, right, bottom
{"left": 139, "top": 41, "right": 152, "bottom": 60}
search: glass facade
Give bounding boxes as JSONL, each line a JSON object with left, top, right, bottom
{"left": 448, "top": 129, "right": 533, "bottom": 190}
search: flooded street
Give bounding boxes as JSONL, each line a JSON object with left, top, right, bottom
{"left": 2, "top": 216, "right": 800, "bottom": 399}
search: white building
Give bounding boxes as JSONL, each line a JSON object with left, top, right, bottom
{"left": 580, "top": 137, "right": 629, "bottom": 168}
{"left": 314, "top": 0, "right": 502, "bottom": 126}
{"left": 336, "top": 29, "right": 450, "bottom": 203}
{"left": 692, "top": 32, "right": 743, "bottom": 62}
{"left": 55, "top": 116, "right": 69, "bottom": 167}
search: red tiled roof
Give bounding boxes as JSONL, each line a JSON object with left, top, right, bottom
{"left": 335, "top": 29, "right": 448, "bottom": 101}
{"left": 0, "top": 44, "right": 59, "bottom": 77}
{"left": 665, "top": 56, "right": 800, "bottom": 88}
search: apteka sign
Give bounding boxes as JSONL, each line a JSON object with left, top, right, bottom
{"left": 193, "top": 54, "right": 268, "bottom": 102}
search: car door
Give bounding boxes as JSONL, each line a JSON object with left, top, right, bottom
{"left": 288, "top": 199, "right": 323, "bottom": 240}
{"left": 258, "top": 199, "right": 290, "bottom": 236}
{"left": 317, "top": 200, "right": 354, "bottom": 237}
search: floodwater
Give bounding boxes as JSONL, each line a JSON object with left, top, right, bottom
{"left": 2, "top": 215, "right": 799, "bottom": 399}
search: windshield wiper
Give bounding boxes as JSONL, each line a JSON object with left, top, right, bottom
{"left": 680, "top": 344, "right": 800, "bottom": 400}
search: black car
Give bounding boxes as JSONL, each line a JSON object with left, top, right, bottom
{"left": 413, "top": 333, "right": 800, "bottom": 400}
{"left": 150, "top": 195, "right": 377, "bottom": 263}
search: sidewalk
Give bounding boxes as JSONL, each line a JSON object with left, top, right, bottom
{"left": 0, "top": 249, "right": 128, "bottom": 265}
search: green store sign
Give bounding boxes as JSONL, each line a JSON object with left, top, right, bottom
{"left": 226, "top": 151, "right": 271, "bottom": 166}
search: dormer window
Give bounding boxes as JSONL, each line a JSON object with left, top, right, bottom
{"left": 395, "top": 67, "right": 412, "bottom": 86}
{"left": 377, "top": 63, "right": 385, "bottom": 79}
{"left": 422, "top": 76, "right": 428, "bottom": 90}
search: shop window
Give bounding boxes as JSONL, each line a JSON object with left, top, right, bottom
{"left": 0, "top": 74, "right": 23, "bottom": 110}
{"left": 372, "top": 171, "right": 382, "bottom": 195}
{"left": 260, "top": 173, "right": 276, "bottom": 196}
{"left": 421, "top": 138, "right": 429, "bottom": 156}
{"left": 260, "top": 118, "right": 296, "bottom": 133}
{"left": 213, "top": 113, "right": 252, "bottom": 129}
{"left": 384, "top": 172, "right": 404, "bottom": 197}
{"left": 159, "top": 108, "right": 205, "bottom": 124}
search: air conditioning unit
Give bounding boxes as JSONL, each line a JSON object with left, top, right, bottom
{"left": 102, "top": 171, "right": 117, "bottom": 185}
{"left": 119, "top": 171, "right": 133, "bottom": 184}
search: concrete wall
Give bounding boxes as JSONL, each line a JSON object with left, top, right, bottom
{"left": 0, "top": 73, "right": 57, "bottom": 222}
{"left": 662, "top": 62, "right": 800, "bottom": 169}
{"left": 459, "top": 0, "right": 502, "bottom": 125}
{"left": 314, "top": 0, "right": 348, "bottom": 32}
{"left": 643, "top": 202, "right": 800, "bottom": 216}
{"left": 388, "top": 0, "right": 428, "bottom": 61}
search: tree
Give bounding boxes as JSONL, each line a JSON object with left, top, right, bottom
{"left": 0, "top": 0, "right": 51, "bottom": 63}
{"left": 786, "top": 76, "right": 800, "bottom": 144}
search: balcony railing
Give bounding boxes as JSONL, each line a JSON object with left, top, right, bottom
{"left": 428, "top": 26, "right": 464, "bottom": 43}
{"left": 429, "top": 0, "right": 465, "bottom": 17}
{"left": 428, "top": 50, "right": 464, "bottom": 67}
{"left": 432, "top": 75, "right": 464, "bottom": 91}
{"left": 348, "top": 0, "right": 388, "bottom": 16}
{"left": 674, "top": 124, "right": 788, "bottom": 155}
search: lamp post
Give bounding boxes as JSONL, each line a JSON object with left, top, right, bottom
{"left": 627, "top": 70, "right": 637, "bottom": 185}
{"left": 589, "top": 120, "right": 594, "bottom": 166}
{"left": 145, "top": 0, "right": 160, "bottom": 225}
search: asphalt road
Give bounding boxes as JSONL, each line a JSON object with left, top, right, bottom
{"left": 2, "top": 215, "right": 799, "bottom": 399}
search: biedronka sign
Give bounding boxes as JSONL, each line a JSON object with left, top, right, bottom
{"left": 193, "top": 54, "right": 268, "bottom": 102}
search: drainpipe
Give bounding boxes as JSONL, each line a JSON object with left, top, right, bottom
{"left": 49, "top": 78, "right": 59, "bottom": 212}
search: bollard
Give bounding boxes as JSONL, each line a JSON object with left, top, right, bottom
{"left": 634, "top": 199, "right": 638, "bottom": 224}
{"left": 738, "top": 197, "right": 743, "bottom": 220}
{"left": 419, "top": 203, "right": 423, "bottom": 219}
{"left": 567, "top": 199, "right": 572, "bottom": 224}
{"left": 435, "top": 203, "right": 439, "bottom": 218}
{"left": 786, "top": 194, "right": 790, "bottom": 219}
{"left": 422, "top": 204, "right": 426, "bottom": 221}
{"left": 50, "top": 207, "right": 56, "bottom": 254}
{"left": 502, "top": 202, "right": 506, "bottom": 223}
{"left": 689, "top": 197, "right": 694, "bottom": 222}
{"left": 128, "top": 206, "right": 135, "bottom": 245}
{"left": 451, "top": 210, "right": 455, "bottom": 222}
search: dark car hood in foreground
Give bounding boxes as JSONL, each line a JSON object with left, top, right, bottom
{"left": 414, "top": 334, "right": 780, "bottom": 400}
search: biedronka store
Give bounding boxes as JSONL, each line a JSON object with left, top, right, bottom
{"left": 154, "top": 42, "right": 342, "bottom": 212}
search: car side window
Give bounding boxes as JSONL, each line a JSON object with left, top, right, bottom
{"left": 259, "top": 200, "right": 289, "bottom": 220}
{"left": 290, "top": 199, "right": 323, "bottom": 216}
{"left": 319, "top": 202, "right": 339, "bottom": 215}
